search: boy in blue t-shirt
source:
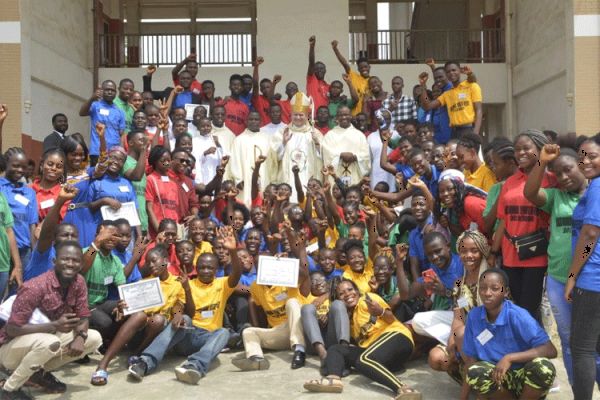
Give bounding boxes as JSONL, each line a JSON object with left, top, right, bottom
{"left": 316, "top": 249, "right": 343, "bottom": 281}
{"left": 463, "top": 269, "right": 557, "bottom": 399}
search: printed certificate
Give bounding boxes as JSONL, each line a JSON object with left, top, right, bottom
{"left": 257, "top": 256, "right": 299, "bottom": 288}
{"left": 101, "top": 201, "right": 141, "bottom": 226}
{"left": 185, "top": 103, "right": 209, "bottom": 121}
{"left": 118, "top": 278, "right": 164, "bottom": 316}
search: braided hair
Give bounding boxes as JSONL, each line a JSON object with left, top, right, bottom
{"left": 439, "top": 172, "right": 487, "bottom": 221}
{"left": 1, "top": 147, "right": 27, "bottom": 177}
{"left": 456, "top": 229, "right": 490, "bottom": 259}
{"left": 38, "top": 148, "right": 67, "bottom": 184}
{"left": 515, "top": 129, "right": 549, "bottom": 151}
{"left": 490, "top": 136, "right": 515, "bottom": 161}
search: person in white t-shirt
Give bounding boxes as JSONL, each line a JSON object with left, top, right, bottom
{"left": 191, "top": 117, "right": 226, "bottom": 185}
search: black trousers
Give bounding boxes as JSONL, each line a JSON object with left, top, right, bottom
{"left": 325, "top": 331, "right": 413, "bottom": 393}
{"left": 503, "top": 266, "right": 546, "bottom": 322}
{"left": 571, "top": 287, "right": 600, "bottom": 400}
{"left": 227, "top": 294, "right": 249, "bottom": 332}
{"left": 90, "top": 300, "right": 120, "bottom": 341}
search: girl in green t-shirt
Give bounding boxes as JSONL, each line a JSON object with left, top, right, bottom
{"left": 523, "top": 143, "right": 588, "bottom": 386}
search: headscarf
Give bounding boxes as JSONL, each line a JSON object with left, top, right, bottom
{"left": 516, "top": 129, "right": 549, "bottom": 151}
{"left": 108, "top": 145, "right": 127, "bottom": 156}
{"left": 438, "top": 169, "right": 487, "bottom": 219}
{"left": 455, "top": 229, "right": 490, "bottom": 309}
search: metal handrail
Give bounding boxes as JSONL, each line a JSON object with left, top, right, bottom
{"left": 98, "top": 28, "right": 505, "bottom": 68}
{"left": 99, "top": 32, "right": 253, "bottom": 67}
{"left": 349, "top": 28, "right": 505, "bottom": 63}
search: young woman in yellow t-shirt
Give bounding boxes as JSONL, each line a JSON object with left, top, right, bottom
{"left": 304, "top": 279, "right": 421, "bottom": 399}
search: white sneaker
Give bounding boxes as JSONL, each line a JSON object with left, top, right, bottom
{"left": 174, "top": 364, "right": 203, "bottom": 385}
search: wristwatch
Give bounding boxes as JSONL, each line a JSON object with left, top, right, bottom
{"left": 76, "top": 330, "right": 88, "bottom": 341}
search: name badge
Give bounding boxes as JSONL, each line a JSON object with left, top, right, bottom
{"left": 477, "top": 328, "right": 493, "bottom": 346}
{"left": 469, "top": 222, "right": 478, "bottom": 231}
{"left": 182, "top": 183, "right": 190, "bottom": 192}
{"left": 160, "top": 176, "right": 170, "bottom": 182}
{"left": 14, "top": 194, "right": 30, "bottom": 206}
{"left": 99, "top": 108, "right": 110, "bottom": 116}
{"left": 40, "top": 198, "right": 55, "bottom": 209}
{"left": 119, "top": 185, "right": 130, "bottom": 193}
{"left": 275, "top": 292, "right": 288, "bottom": 302}
{"left": 457, "top": 296, "right": 468, "bottom": 309}
{"left": 201, "top": 310, "right": 214, "bottom": 319}
{"left": 458, "top": 93, "right": 467, "bottom": 100}
{"left": 104, "top": 276, "right": 114, "bottom": 285}
{"left": 340, "top": 176, "right": 352, "bottom": 186}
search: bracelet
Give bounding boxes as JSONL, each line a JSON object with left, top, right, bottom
{"left": 378, "top": 308, "right": 386, "bottom": 318}
{"left": 90, "top": 242, "right": 99, "bottom": 252}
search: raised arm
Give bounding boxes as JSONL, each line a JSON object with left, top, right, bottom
{"left": 37, "top": 185, "right": 78, "bottom": 253}
{"left": 292, "top": 165, "right": 305, "bottom": 205}
{"left": 81, "top": 227, "right": 115, "bottom": 275}
{"left": 251, "top": 155, "right": 266, "bottom": 201}
{"left": 524, "top": 144, "right": 558, "bottom": 207}
{"left": 331, "top": 40, "right": 351, "bottom": 73}
{"left": 171, "top": 53, "right": 196, "bottom": 82}
{"left": 395, "top": 244, "right": 419, "bottom": 300}
{"left": 379, "top": 132, "right": 399, "bottom": 175}
{"left": 201, "top": 156, "right": 228, "bottom": 196}
{"left": 342, "top": 73, "right": 359, "bottom": 103}
{"left": 425, "top": 58, "right": 437, "bottom": 73}
{"left": 80, "top": 86, "right": 102, "bottom": 116}
{"left": 218, "top": 226, "right": 242, "bottom": 288}
{"left": 365, "top": 209, "right": 379, "bottom": 261}
{"left": 252, "top": 56, "right": 264, "bottom": 98}
{"left": 408, "top": 176, "right": 434, "bottom": 211}
{"left": 322, "top": 180, "right": 341, "bottom": 226}
{"left": 307, "top": 36, "right": 316, "bottom": 76}
{"left": 123, "top": 238, "right": 149, "bottom": 278}
{"left": 0, "top": 104, "right": 7, "bottom": 151}
{"left": 283, "top": 224, "right": 311, "bottom": 297}
{"left": 123, "top": 138, "right": 148, "bottom": 182}
{"left": 418, "top": 72, "right": 441, "bottom": 111}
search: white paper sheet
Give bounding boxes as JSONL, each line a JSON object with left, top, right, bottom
{"left": 257, "top": 256, "right": 299, "bottom": 288}
{"left": 100, "top": 201, "right": 141, "bottom": 226}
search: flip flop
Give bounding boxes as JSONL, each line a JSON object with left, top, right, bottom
{"left": 394, "top": 386, "right": 422, "bottom": 399}
{"left": 303, "top": 376, "right": 343, "bottom": 393}
{"left": 91, "top": 369, "right": 108, "bottom": 386}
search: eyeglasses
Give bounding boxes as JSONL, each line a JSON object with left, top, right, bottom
{"left": 174, "top": 158, "right": 191, "bottom": 164}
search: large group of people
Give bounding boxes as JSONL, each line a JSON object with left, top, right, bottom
{"left": 0, "top": 35, "right": 597, "bottom": 400}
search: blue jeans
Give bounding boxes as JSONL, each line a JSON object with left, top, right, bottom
{"left": 141, "top": 315, "right": 230, "bottom": 375}
{"left": 18, "top": 247, "right": 31, "bottom": 272}
{"left": 546, "top": 275, "right": 600, "bottom": 387}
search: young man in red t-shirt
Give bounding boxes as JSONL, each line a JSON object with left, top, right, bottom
{"left": 251, "top": 56, "right": 282, "bottom": 127}
{"left": 279, "top": 82, "right": 298, "bottom": 125}
{"left": 223, "top": 74, "right": 250, "bottom": 135}
{"left": 306, "top": 36, "right": 329, "bottom": 113}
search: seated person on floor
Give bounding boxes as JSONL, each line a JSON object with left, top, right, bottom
{"left": 462, "top": 269, "right": 557, "bottom": 400}
{"left": 303, "top": 278, "right": 421, "bottom": 399}
{"left": 232, "top": 224, "right": 311, "bottom": 371}
{"left": 0, "top": 241, "right": 102, "bottom": 399}
{"left": 301, "top": 271, "right": 349, "bottom": 371}
{"left": 128, "top": 226, "right": 241, "bottom": 385}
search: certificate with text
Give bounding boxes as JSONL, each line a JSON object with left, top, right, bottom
{"left": 101, "top": 201, "right": 141, "bottom": 226}
{"left": 118, "top": 278, "right": 165, "bottom": 316}
{"left": 257, "top": 256, "right": 299, "bottom": 288}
